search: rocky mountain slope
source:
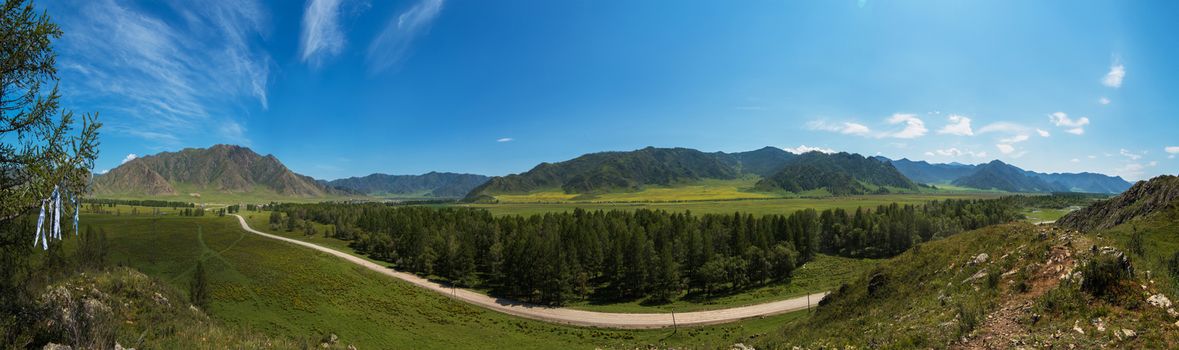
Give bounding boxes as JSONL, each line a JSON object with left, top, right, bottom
{"left": 93, "top": 145, "right": 347, "bottom": 198}
{"left": 951, "top": 160, "right": 1067, "bottom": 192}
{"left": 1057, "top": 175, "right": 1179, "bottom": 231}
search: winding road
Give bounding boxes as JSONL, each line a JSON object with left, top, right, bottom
{"left": 231, "top": 214, "right": 826, "bottom": 329}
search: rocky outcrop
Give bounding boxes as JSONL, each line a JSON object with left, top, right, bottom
{"left": 1057, "top": 175, "right": 1179, "bottom": 232}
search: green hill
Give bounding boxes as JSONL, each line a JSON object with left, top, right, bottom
{"left": 323, "top": 172, "right": 489, "bottom": 198}
{"left": 951, "top": 160, "right": 1066, "bottom": 192}
{"left": 755, "top": 152, "right": 918, "bottom": 195}
{"left": 466, "top": 146, "right": 796, "bottom": 198}
{"left": 1057, "top": 174, "right": 1179, "bottom": 231}
{"left": 92, "top": 144, "right": 350, "bottom": 199}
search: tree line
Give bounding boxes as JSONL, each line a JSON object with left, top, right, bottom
{"left": 269, "top": 197, "right": 1028, "bottom": 305}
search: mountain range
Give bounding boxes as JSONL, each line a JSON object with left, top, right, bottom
{"left": 322, "top": 172, "right": 489, "bottom": 198}
{"left": 92, "top": 144, "right": 1135, "bottom": 200}
{"left": 879, "top": 157, "right": 1131, "bottom": 193}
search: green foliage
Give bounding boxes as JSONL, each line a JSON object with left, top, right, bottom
{"left": 755, "top": 152, "right": 917, "bottom": 195}
{"left": 1080, "top": 248, "right": 1134, "bottom": 300}
{"left": 952, "top": 160, "right": 1065, "bottom": 192}
{"left": 190, "top": 260, "right": 210, "bottom": 309}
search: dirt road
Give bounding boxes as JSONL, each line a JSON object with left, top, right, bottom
{"left": 231, "top": 214, "right": 825, "bottom": 329}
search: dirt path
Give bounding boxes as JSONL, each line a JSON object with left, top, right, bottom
{"left": 230, "top": 214, "right": 825, "bottom": 329}
{"left": 955, "top": 226, "right": 1082, "bottom": 349}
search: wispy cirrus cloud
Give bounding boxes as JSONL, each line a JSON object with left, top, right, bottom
{"left": 300, "top": 0, "right": 349, "bottom": 67}
{"left": 806, "top": 113, "right": 925, "bottom": 139}
{"left": 806, "top": 120, "right": 871, "bottom": 136}
{"left": 1166, "top": 146, "right": 1179, "bottom": 159}
{"left": 496, "top": 137, "right": 514, "bottom": 143}
{"left": 54, "top": 0, "right": 271, "bottom": 147}
{"left": 366, "top": 0, "right": 444, "bottom": 74}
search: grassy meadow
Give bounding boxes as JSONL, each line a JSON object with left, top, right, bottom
{"left": 80, "top": 210, "right": 805, "bottom": 349}
{"left": 460, "top": 192, "right": 1008, "bottom": 216}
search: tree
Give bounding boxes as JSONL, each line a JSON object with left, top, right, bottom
{"left": 190, "top": 260, "right": 211, "bottom": 309}
{"left": 1, "top": 0, "right": 101, "bottom": 225}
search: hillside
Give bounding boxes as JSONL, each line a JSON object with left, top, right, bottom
{"left": 881, "top": 157, "right": 1131, "bottom": 193}
{"left": 324, "top": 172, "right": 489, "bottom": 198}
{"left": 756, "top": 152, "right": 918, "bottom": 195}
{"left": 951, "top": 160, "right": 1066, "bottom": 192}
{"left": 1057, "top": 175, "right": 1179, "bottom": 231}
{"left": 759, "top": 216, "right": 1179, "bottom": 348}
{"left": 1030, "top": 171, "right": 1133, "bottom": 194}
{"left": 92, "top": 144, "right": 348, "bottom": 198}
{"left": 466, "top": 146, "right": 795, "bottom": 198}
{"left": 885, "top": 158, "right": 978, "bottom": 184}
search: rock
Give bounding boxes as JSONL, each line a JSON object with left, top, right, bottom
{"left": 1169, "top": 308, "right": 1178, "bottom": 318}
{"left": 1148, "top": 293, "right": 1172, "bottom": 309}
{"left": 1072, "top": 320, "right": 1085, "bottom": 334}
{"left": 328, "top": 333, "right": 339, "bottom": 344}
{"left": 114, "top": 342, "right": 135, "bottom": 350}
{"left": 1121, "top": 328, "right": 1137, "bottom": 339}
{"left": 347, "top": 345, "right": 357, "bottom": 350}
{"left": 152, "top": 292, "right": 169, "bottom": 306}
{"left": 731, "top": 344, "right": 755, "bottom": 350}
{"left": 963, "top": 270, "right": 988, "bottom": 284}
{"left": 42, "top": 343, "right": 72, "bottom": 350}
{"left": 971, "top": 253, "right": 990, "bottom": 265}
{"left": 1091, "top": 317, "right": 1105, "bottom": 332}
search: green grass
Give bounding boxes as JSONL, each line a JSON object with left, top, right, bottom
{"left": 1021, "top": 207, "right": 1077, "bottom": 224}
{"left": 756, "top": 222, "right": 1050, "bottom": 348}
{"left": 459, "top": 193, "right": 1007, "bottom": 216}
{"left": 565, "top": 254, "right": 877, "bottom": 313}
{"left": 489, "top": 177, "right": 777, "bottom": 203}
{"left": 82, "top": 213, "right": 805, "bottom": 349}
{"left": 92, "top": 183, "right": 364, "bottom": 205}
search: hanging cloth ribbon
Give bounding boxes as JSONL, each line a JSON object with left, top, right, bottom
{"left": 52, "top": 186, "right": 61, "bottom": 240}
{"left": 33, "top": 199, "right": 47, "bottom": 249}
{"left": 73, "top": 195, "right": 80, "bottom": 236}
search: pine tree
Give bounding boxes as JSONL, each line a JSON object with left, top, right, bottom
{"left": 190, "top": 260, "right": 211, "bottom": 309}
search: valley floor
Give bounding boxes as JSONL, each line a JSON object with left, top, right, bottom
{"left": 230, "top": 214, "right": 825, "bottom": 328}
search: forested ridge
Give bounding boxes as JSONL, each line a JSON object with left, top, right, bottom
{"left": 261, "top": 196, "right": 1082, "bottom": 306}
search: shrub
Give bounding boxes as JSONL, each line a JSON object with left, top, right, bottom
{"left": 1080, "top": 248, "right": 1133, "bottom": 299}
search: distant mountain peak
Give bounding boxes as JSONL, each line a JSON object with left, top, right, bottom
{"left": 93, "top": 144, "right": 347, "bottom": 198}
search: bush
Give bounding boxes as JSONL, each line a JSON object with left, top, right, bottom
{"left": 1080, "top": 248, "right": 1133, "bottom": 299}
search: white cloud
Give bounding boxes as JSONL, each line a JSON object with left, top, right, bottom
{"left": 1120, "top": 149, "right": 1143, "bottom": 160}
{"left": 300, "top": 0, "right": 349, "bottom": 67}
{"left": 1150, "top": 161, "right": 1159, "bottom": 167}
{"left": 366, "top": 0, "right": 444, "bottom": 74}
{"left": 977, "top": 122, "right": 1027, "bottom": 134}
{"left": 97, "top": 169, "right": 109, "bottom": 175}
{"left": 1000, "top": 134, "right": 1030, "bottom": 144}
{"left": 1070, "top": 158, "right": 1080, "bottom": 163}
{"left": 1165, "top": 146, "right": 1179, "bottom": 154}
{"left": 937, "top": 114, "right": 973, "bottom": 136}
{"left": 496, "top": 138, "right": 514, "bottom": 143}
{"left": 1088, "top": 155, "right": 1097, "bottom": 159}
{"left": 1098, "top": 97, "right": 1111, "bottom": 105}
{"left": 884, "top": 113, "right": 927, "bottom": 139}
{"left": 121, "top": 154, "right": 138, "bottom": 164}
{"left": 1049, "top": 112, "right": 1090, "bottom": 135}
{"left": 1102, "top": 63, "right": 1125, "bottom": 88}
{"left": 55, "top": 0, "right": 271, "bottom": 147}
{"left": 1113, "top": 163, "right": 1146, "bottom": 180}
{"left": 996, "top": 144, "right": 1016, "bottom": 154}
{"left": 1035, "top": 129, "right": 1050, "bottom": 137}
{"left": 928, "top": 147, "right": 987, "bottom": 158}
{"left": 783, "top": 145, "right": 836, "bottom": 154}
{"left": 806, "top": 120, "right": 871, "bottom": 136}
{"left": 840, "top": 122, "right": 871, "bottom": 136}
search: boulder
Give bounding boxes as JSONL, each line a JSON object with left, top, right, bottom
{"left": 971, "top": 253, "right": 989, "bottom": 265}
{"left": 1148, "top": 293, "right": 1172, "bottom": 309}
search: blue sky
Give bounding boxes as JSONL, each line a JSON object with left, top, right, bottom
{"left": 44, "top": 0, "right": 1179, "bottom": 180}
